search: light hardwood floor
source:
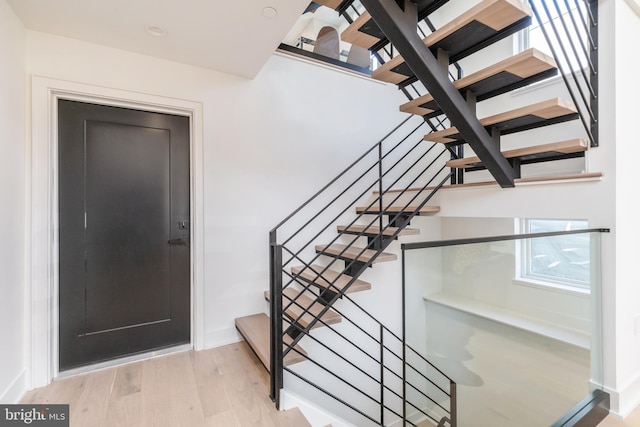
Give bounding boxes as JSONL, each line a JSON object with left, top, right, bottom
{"left": 20, "top": 342, "right": 311, "bottom": 427}
{"left": 19, "top": 339, "right": 640, "bottom": 427}
{"left": 599, "top": 406, "right": 640, "bottom": 427}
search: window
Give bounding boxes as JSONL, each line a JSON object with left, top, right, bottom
{"left": 516, "top": 0, "right": 590, "bottom": 72}
{"left": 516, "top": 218, "right": 590, "bottom": 293}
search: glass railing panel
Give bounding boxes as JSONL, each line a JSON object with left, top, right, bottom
{"left": 278, "top": 3, "right": 374, "bottom": 74}
{"left": 403, "top": 229, "right": 605, "bottom": 426}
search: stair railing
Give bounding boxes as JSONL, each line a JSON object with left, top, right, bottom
{"left": 269, "top": 114, "right": 457, "bottom": 425}
{"left": 527, "top": 0, "right": 598, "bottom": 146}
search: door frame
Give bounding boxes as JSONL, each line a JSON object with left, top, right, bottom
{"left": 28, "top": 76, "right": 205, "bottom": 389}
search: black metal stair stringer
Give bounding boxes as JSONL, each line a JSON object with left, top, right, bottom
{"left": 360, "top": 0, "right": 518, "bottom": 188}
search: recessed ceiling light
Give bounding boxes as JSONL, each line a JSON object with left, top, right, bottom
{"left": 262, "top": 7, "right": 278, "bottom": 18}
{"left": 144, "top": 25, "right": 168, "bottom": 37}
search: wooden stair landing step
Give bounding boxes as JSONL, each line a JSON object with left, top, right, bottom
{"left": 292, "top": 264, "right": 372, "bottom": 294}
{"left": 341, "top": 0, "right": 449, "bottom": 50}
{"left": 315, "top": 243, "right": 397, "bottom": 264}
{"left": 446, "top": 138, "right": 588, "bottom": 169}
{"left": 372, "top": 0, "right": 533, "bottom": 85}
{"left": 265, "top": 288, "right": 342, "bottom": 329}
{"left": 399, "top": 48, "right": 557, "bottom": 117}
{"left": 424, "top": 98, "right": 578, "bottom": 144}
{"left": 235, "top": 313, "right": 307, "bottom": 370}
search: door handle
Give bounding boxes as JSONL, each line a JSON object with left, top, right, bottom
{"left": 168, "top": 237, "right": 189, "bottom": 246}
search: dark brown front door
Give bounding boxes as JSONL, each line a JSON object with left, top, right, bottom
{"left": 58, "top": 99, "right": 191, "bottom": 371}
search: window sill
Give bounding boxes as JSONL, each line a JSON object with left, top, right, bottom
{"left": 513, "top": 277, "right": 591, "bottom": 298}
{"left": 423, "top": 292, "right": 590, "bottom": 349}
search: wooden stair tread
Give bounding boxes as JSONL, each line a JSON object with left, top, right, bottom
{"left": 265, "top": 289, "right": 342, "bottom": 329}
{"left": 235, "top": 313, "right": 307, "bottom": 369}
{"left": 355, "top": 205, "right": 440, "bottom": 215}
{"left": 424, "top": 98, "right": 578, "bottom": 144}
{"left": 315, "top": 243, "right": 398, "bottom": 264}
{"left": 341, "top": 0, "right": 449, "bottom": 50}
{"left": 372, "top": 0, "right": 532, "bottom": 85}
{"left": 337, "top": 224, "right": 420, "bottom": 237}
{"left": 399, "top": 48, "right": 557, "bottom": 117}
{"left": 446, "top": 138, "right": 588, "bottom": 169}
{"left": 313, "top": 0, "right": 345, "bottom": 10}
{"left": 291, "top": 264, "right": 372, "bottom": 294}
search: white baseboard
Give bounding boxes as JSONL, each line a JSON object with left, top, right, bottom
{"left": 280, "top": 389, "right": 359, "bottom": 427}
{"left": 604, "top": 371, "right": 640, "bottom": 417}
{"left": 204, "top": 326, "right": 241, "bottom": 349}
{"left": 1, "top": 369, "right": 27, "bottom": 404}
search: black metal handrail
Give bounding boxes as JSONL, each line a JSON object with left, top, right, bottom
{"left": 527, "top": 0, "right": 598, "bottom": 146}
{"left": 269, "top": 113, "right": 458, "bottom": 425}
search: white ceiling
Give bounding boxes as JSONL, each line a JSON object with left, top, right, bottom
{"left": 7, "top": 0, "right": 310, "bottom": 78}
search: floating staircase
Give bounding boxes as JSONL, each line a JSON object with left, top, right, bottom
{"left": 236, "top": 0, "right": 598, "bottom": 424}
{"left": 371, "top": 0, "right": 533, "bottom": 85}
{"left": 235, "top": 203, "right": 437, "bottom": 364}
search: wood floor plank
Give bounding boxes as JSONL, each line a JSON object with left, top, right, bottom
{"left": 20, "top": 344, "right": 312, "bottom": 427}
{"left": 206, "top": 410, "right": 241, "bottom": 427}
{"left": 102, "top": 392, "right": 143, "bottom": 427}
{"left": 213, "top": 345, "right": 279, "bottom": 427}
{"left": 69, "top": 368, "right": 116, "bottom": 427}
{"left": 270, "top": 407, "right": 313, "bottom": 427}
{"left": 112, "top": 361, "right": 143, "bottom": 398}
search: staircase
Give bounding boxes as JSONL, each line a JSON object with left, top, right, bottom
{"left": 237, "top": 0, "right": 597, "bottom": 425}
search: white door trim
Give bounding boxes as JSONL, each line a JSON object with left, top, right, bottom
{"left": 28, "top": 76, "right": 205, "bottom": 389}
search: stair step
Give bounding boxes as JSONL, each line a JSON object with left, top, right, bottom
{"left": 337, "top": 224, "right": 420, "bottom": 238}
{"left": 446, "top": 138, "right": 588, "bottom": 169}
{"left": 312, "top": 0, "right": 346, "bottom": 10}
{"left": 399, "top": 48, "right": 557, "bottom": 117}
{"left": 372, "top": 0, "right": 532, "bottom": 85}
{"left": 235, "top": 313, "right": 307, "bottom": 369}
{"left": 265, "top": 289, "right": 342, "bottom": 329}
{"left": 341, "top": 0, "right": 449, "bottom": 50}
{"left": 424, "top": 98, "right": 578, "bottom": 144}
{"left": 292, "top": 264, "right": 372, "bottom": 294}
{"left": 315, "top": 243, "right": 397, "bottom": 264}
{"left": 355, "top": 205, "right": 440, "bottom": 215}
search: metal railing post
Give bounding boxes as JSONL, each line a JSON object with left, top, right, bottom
{"left": 269, "top": 231, "right": 284, "bottom": 408}
{"left": 380, "top": 324, "right": 385, "bottom": 426}
{"left": 450, "top": 381, "right": 457, "bottom": 427}
{"left": 588, "top": 0, "right": 598, "bottom": 147}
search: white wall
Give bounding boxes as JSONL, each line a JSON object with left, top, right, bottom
{"left": 0, "top": 0, "right": 26, "bottom": 403}
{"left": 24, "top": 30, "right": 407, "bottom": 355}
{"left": 608, "top": 0, "right": 640, "bottom": 416}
